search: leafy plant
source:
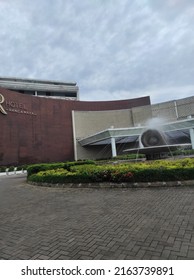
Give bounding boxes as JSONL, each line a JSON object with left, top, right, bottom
{"left": 27, "top": 158, "right": 194, "bottom": 185}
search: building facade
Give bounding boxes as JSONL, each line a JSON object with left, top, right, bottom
{"left": 1, "top": 78, "right": 194, "bottom": 166}
{"left": 0, "top": 80, "right": 150, "bottom": 165}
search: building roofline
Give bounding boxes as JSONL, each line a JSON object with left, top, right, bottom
{"left": 0, "top": 76, "right": 77, "bottom": 86}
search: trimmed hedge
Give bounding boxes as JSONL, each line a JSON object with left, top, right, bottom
{"left": 170, "top": 149, "right": 194, "bottom": 156}
{"left": 131, "top": 167, "right": 194, "bottom": 182}
{"left": 115, "top": 153, "right": 145, "bottom": 159}
{"left": 27, "top": 163, "right": 66, "bottom": 177}
{"left": 27, "top": 158, "right": 194, "bottom": 184}
{"left": 27, "top": 160, "right": 95, "bottom": 177}
{"left": 97, "top": 153, "right": 146, "bottom": 161}
{"left": 29, "top": 168, "right": 93, "bottom": 184}
{"left": 28, "top": 166, "right": 133, "bottom": 184}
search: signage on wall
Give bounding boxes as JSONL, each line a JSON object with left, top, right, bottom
{"left": 0, "top": 93, "right": 37, "bottom": 116}
{"left": 0, "top": 94, "right": 7, "bottom": 115}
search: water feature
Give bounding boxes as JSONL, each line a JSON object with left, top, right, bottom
{"left": 124, "top": 117, "right": 192, "bottom": 160}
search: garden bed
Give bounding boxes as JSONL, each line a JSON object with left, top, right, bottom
{"left": 27, "top": 158, "right": 194, "bottom": 186}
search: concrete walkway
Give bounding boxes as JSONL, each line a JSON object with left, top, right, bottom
{"left": 0, "top": 174, "right": 194, "bottom": 260}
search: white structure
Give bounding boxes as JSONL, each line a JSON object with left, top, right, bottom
{"left": 72, "top": 95, "right": 194, "bottom": 160}
{"left": 0, "top": 77, "right": 79, "bottom": 100}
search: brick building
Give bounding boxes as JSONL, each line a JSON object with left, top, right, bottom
{"left": 0, "top": 77, "right": 150, "bottom": 165}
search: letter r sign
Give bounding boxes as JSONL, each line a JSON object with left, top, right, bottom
{"left": 0, "top": 94, "right": 7, "bottom": 115}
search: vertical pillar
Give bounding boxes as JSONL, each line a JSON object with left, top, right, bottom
{"left": 187, "top": 116, "right": 194, "bottom": 149}
{"left": 190, "top": 128, "right": 194, "bottom": 149}
{"left": 72, "top": 110, "right": 78, "bottom": 161}
{"left": 111, "top": 137, "right": 117, "bottom": 157}
{"left": 174, "top": 101, "right": 179, "bottom": 119}
{"left": 139, "top": 135, "right": 143, "bottom": 148}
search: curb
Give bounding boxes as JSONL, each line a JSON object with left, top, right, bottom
{"left": 28, "top": 180, "right": 194, "bottom": 189}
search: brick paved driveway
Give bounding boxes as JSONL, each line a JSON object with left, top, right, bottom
{"left": 0, "top": 174, "right": 194, "bottom": 260}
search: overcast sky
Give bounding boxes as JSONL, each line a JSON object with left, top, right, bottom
{"left": 0, "top": 0, "right": 194, "bottom": 104}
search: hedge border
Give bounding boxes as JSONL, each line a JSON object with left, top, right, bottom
{"left": 27, "top": 158, "right": 194, "bottom": 186}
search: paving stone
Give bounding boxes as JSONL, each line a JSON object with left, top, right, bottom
{"left": 161, "top": 249, "right": 171, "bottom": 259}
{"left": 0, "top": 175, "right": 194, "bottom": 260}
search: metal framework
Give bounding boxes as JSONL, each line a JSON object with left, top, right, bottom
{"left": 78, "top": 117, "right": 194, "bottom": 157}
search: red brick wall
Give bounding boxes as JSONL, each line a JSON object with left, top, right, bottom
{"left": 0, "top": 88, "right": 150, "bottom": 165}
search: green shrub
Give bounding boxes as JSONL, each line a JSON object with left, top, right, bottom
{"left": 28, "top": 168, "right": 93, "bottom": 184}
{"left": 17, "top": 165, "right": 28, "bottom": 171}
{"left": 170, "top": 149, "right": 194, "bottom": 156}
{"left": 28, "top": 164, "right": 134, "bottom": 184}
{"left": 27, "top": 158, "right": 194, "bottom": 185}
{"left": 63, "top": 160, "right": 95, "bottom": 171}
{"left": 27, "top": 163, "right": 66, "bottom": 177}
{"left": 113, "top": 153, "right": 145, "bottom": 160}
{"left": 0, "top": 166, "right": 7, "bottom": 172}
{"left": 96, "top": 153, "right": 145, "bottom": 163}
{"left": 27, "top": 160, "right": 96, "bottom": 177}
{"left": 8, "top": 166, "right": 15, "bottom": 172}
{"left": 131, "top": 167, "right": 193, "bottom": 182}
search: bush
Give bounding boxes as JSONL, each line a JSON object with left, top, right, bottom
{"left": 8, "top": 166, "right": 15, "bottom": 172}
{"left": 170, "top": 149, "right": 194, "bottom": 156}
{"left": 27, "top": 158, "right": 194, "bottom": 185}
{"left": 0, "top": 166, "right": 7, "bottom": 172}
{"left": 63, "top": 160, "right": 95, "bottom": 171}
{"left": 131, "top": 167, "right": 194, "bottom": 182}
{"left": 29, "top": 168, "right": 94, "bottom": 184}
{"left": 17, "top": 165, "right": 28, "bottom": 171}
{"left": 71, "top": 164, "right": 133, "bottom": 183}
{"left": 27, "top": 163, "right": 66, "bottom": 177}
{"left": 27, "top": 160, "right": 96, "bottom": 177}
{"left": 0, "top": 164, "right": 28, "bottom": 173}
{"left": 28, "top": 166, "right": 134, "bottom": 184}
{"left": 113, "top": 154, "right": 145, "bottom": 160}
{"left": 96, "top": 154, "right": 145, "bottom": 163}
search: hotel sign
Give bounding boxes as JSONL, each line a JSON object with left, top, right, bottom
{"left": 0, "top": 94, "right": 7, "bottom": 115}
{"left": 0, "top": 93, "right": 37, "bottom": 116}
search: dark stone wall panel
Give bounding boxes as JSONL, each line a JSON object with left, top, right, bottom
{"left": 0, "top": 87, "right": 150, "bottom": 165}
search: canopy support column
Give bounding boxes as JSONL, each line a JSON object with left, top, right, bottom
{"left": 111, "top": 137, "right": 117, "bottom": 157}
{"left": 187, "top": 116, "right": 194, "bottom": 149}
{"left": 190, "top": 128, "right": 194, "bottom": 149}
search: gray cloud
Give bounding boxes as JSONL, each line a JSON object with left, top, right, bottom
{"left": 0, "top": 0, "right": 194, "bottom": 104}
